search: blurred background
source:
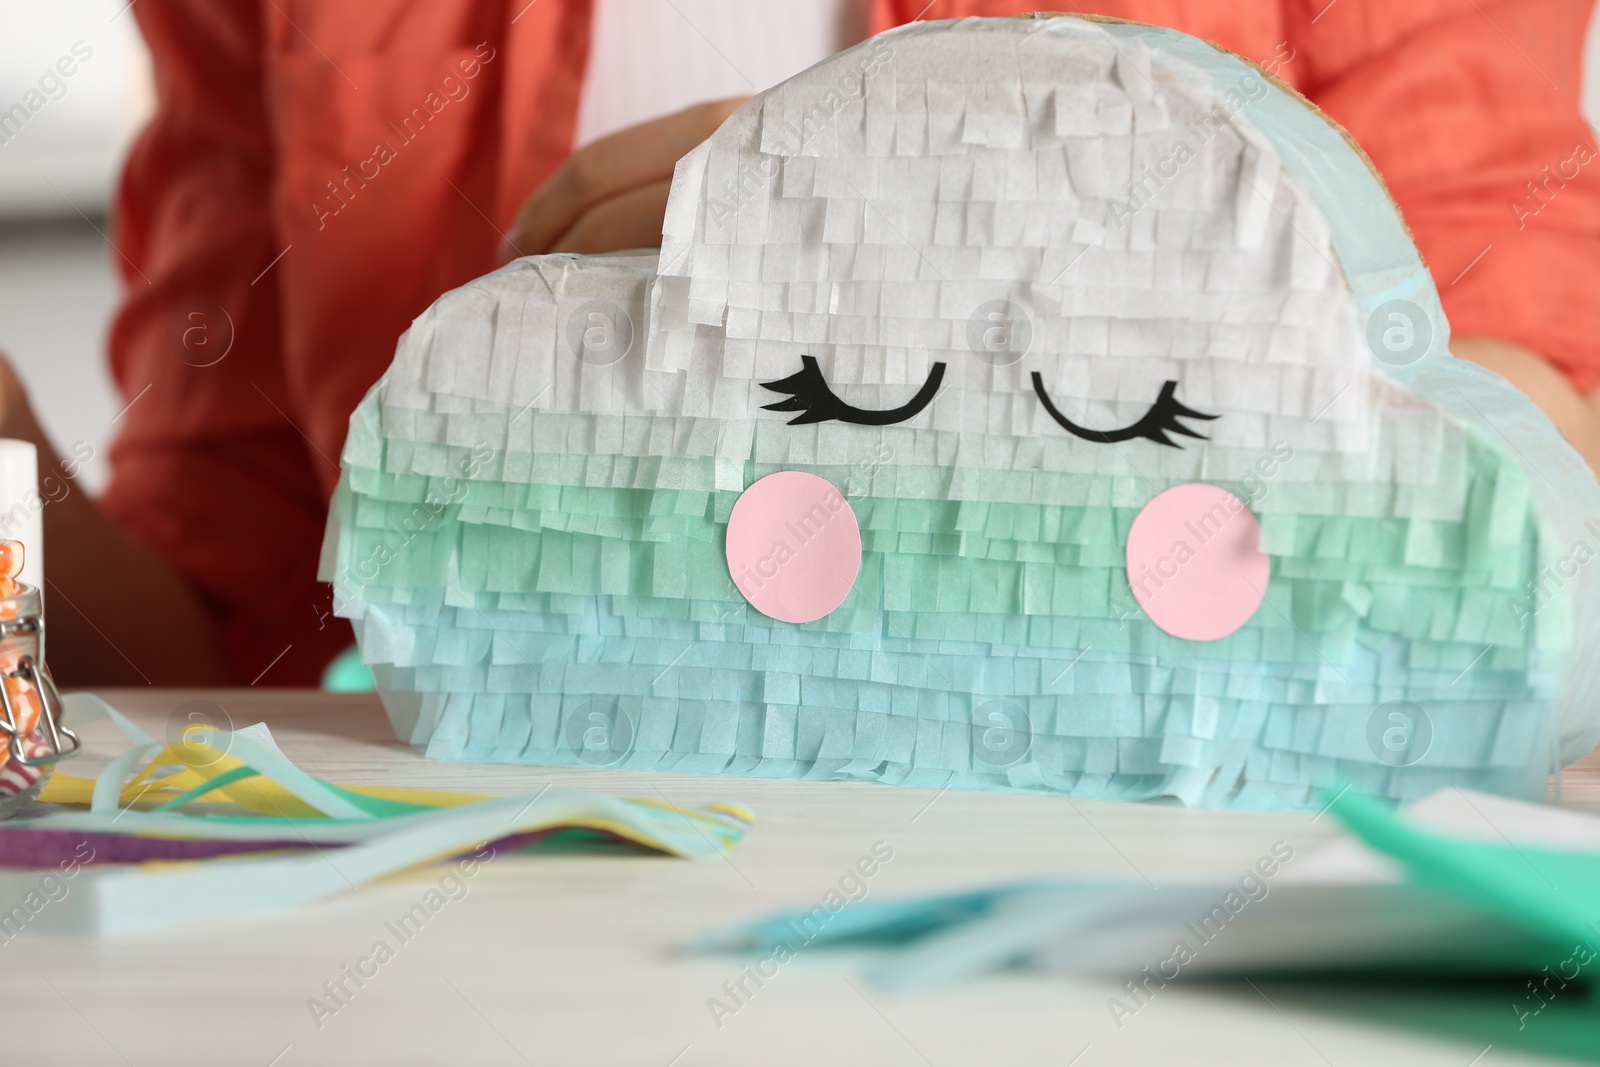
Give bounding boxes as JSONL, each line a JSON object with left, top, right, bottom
{"left": 1, "top": 0, "right": 150, "bottom": 494}
{"left": 1, "top": 1, "right": 1598, "bottom": 498}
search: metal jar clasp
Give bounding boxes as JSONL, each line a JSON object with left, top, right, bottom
{"left": 0, "top": 655, "right": 81, "bottom": 767}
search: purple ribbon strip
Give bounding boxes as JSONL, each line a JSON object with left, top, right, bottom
{"left": 0, "top": 825, "right": 641, "bottom": 870}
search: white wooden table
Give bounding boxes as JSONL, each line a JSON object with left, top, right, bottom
{"left": 5, "top": 690, "right": 1598, "bottom": 1067}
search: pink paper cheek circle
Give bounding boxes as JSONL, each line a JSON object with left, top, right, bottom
{"left": 1125, "top": 483, "right": 1270, "bottom": 642}
{"left": 726, "top": 471, "right": 863, "bottom": 624}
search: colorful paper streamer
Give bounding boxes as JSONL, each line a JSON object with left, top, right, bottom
{"left": 0, "top": 695, "right": 752, "bottom": 936}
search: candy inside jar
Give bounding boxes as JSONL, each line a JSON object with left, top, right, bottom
{"left": 0, "top": 540, "right": 81, "bottom": 816}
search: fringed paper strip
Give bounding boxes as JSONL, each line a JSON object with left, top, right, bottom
{"left": 0, "top": 695, "right": 752, "bottom": 935}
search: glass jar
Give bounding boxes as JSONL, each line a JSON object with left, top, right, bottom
{"left": 0, "top": 585, "right": 79, "bottom": 817}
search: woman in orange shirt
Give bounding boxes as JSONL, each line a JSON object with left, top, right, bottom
{"left": 0, "top": 0, "right": 1596, "bottom": 686}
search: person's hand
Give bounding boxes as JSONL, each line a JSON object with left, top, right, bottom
{"left": 503, "top": 97, "right": 748, "bottom": 259}
{"left": 1452, "top": 335, "right": 1600, "bottom": 476}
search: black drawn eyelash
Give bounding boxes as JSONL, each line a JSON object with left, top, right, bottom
{"left": 1030, "top": 373, "right": 1219, "bottom": 448}
{"left": 761, "top": 356, "right": 946, "bottom": 426}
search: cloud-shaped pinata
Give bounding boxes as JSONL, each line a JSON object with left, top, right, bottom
{"left": 323, "top": 15, "right": 1600, "bottom": 809}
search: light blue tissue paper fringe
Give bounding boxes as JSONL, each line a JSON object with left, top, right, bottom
{"left": 348, "top": 592, "right": 1555, "bottom": 810}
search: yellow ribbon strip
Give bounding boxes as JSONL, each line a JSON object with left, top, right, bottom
{"left": 38, "top": 729, "right": 492, "bottom": 817}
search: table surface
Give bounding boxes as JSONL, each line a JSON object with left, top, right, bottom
{"left": 5, "top": 690, "right": 1599, "bottom": 1067}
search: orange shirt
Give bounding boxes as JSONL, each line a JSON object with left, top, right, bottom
{"left": 104, "top": 0, "right": 1600, "bottom": 685}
